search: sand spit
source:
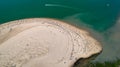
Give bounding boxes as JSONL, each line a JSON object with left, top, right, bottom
{"left": 0, "top": 18, "right": 102, "bottom": 67}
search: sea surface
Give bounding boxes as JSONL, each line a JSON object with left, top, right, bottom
{"left": 0, "top": 0, "right": 120, "bottom": 67}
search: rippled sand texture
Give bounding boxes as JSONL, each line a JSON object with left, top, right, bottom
{"left": 0, "top": 18, "right": 102, "bottom": 67}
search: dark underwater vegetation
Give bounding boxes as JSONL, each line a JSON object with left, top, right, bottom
{"left": 0, "top": 0, "right": 120, "bottom": 67}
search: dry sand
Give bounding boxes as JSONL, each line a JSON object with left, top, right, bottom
{"left": 0, "top": 18, "right": 102, "bottom": 67}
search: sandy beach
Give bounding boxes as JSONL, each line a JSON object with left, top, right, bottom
{"left": 0, "top": 18, "right": 102, "bottom": 67}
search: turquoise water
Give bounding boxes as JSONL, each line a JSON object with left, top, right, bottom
{"left": 0, "top": 0, "right": 120, "bottom": 67}
{"left": 0, "top": 0, "right": 119, "bottom": 31}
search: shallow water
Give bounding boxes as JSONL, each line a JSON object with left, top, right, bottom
{"left": 0, "top": 0, "right": 120, "bottom": 67}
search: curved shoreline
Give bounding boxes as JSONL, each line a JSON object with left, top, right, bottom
{"left": 0, "top": 18, "right": 102, "bottom": 67}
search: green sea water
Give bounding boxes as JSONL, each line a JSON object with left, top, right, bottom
{"left": 0, "top": 0, "right": 120, "bottom": 67}
{"left": 0, "top": 0, "right": 119, "bottom": 31}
